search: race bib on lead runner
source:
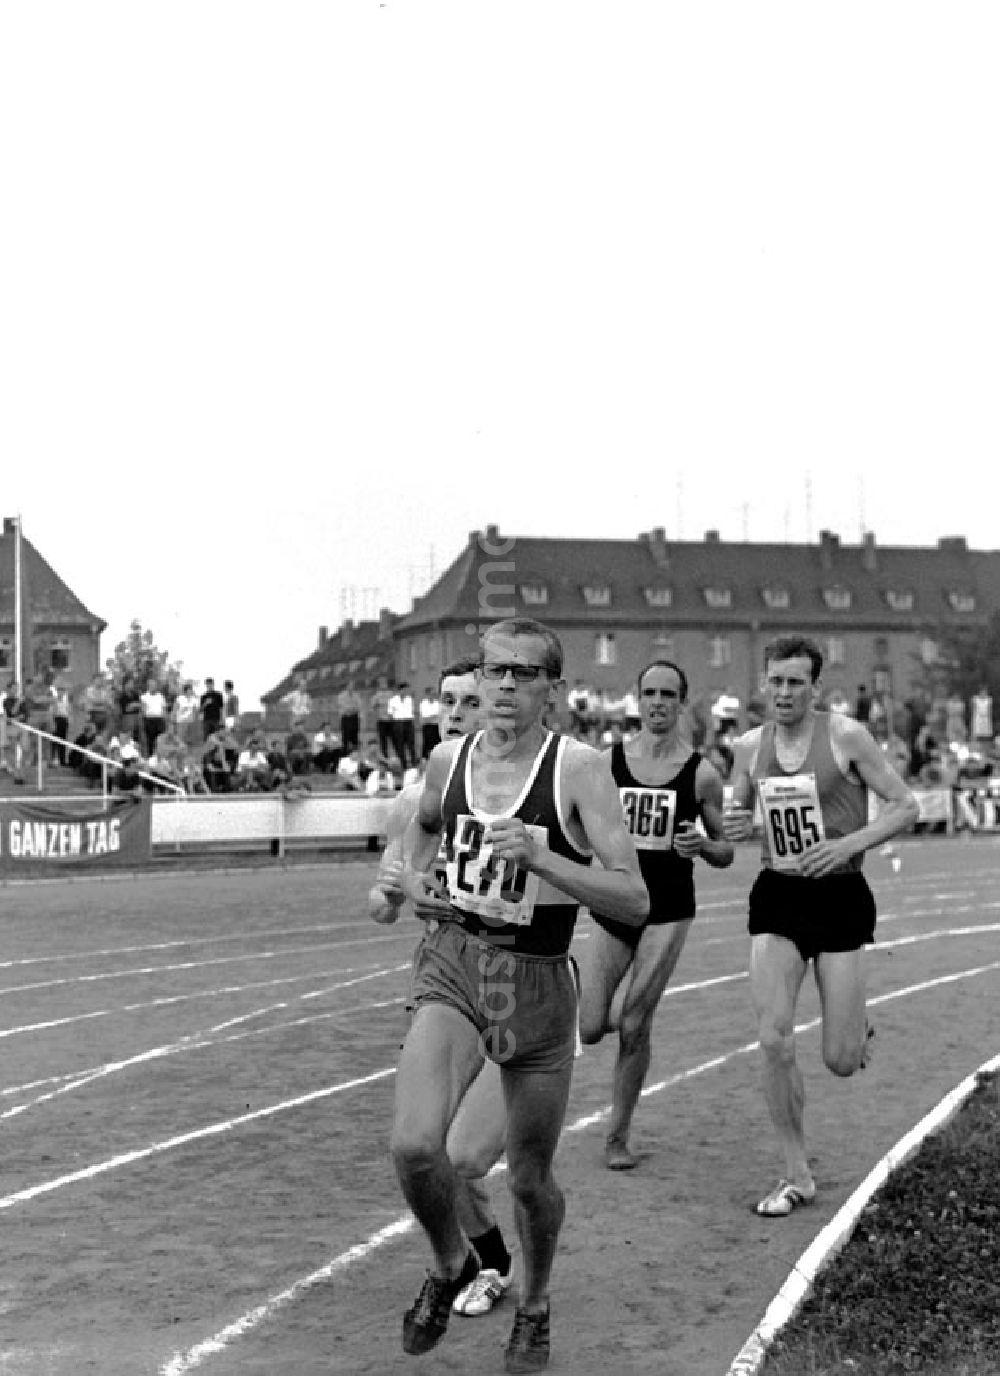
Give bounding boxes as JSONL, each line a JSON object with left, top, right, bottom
{"left": 445, "top": 814, "right": 547, "bottom": 926}
{"left": 758, "top": 774, "right": 826, "bottom": 871}
{"left": 619, "top": 787, "right": 677, "bottom": 851}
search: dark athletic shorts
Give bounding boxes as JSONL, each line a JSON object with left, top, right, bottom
{"left": 410, "top": 921, "right": 577, "bottom": 1073}
{"left": 748, "top": 866, "right": 876, "bottom": 964}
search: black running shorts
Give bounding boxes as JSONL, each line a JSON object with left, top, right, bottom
{"left": 747, "top": 866, "right": 876, "bottom": 964}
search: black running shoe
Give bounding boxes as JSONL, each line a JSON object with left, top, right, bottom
{"left": 504, "top": 1304, "right": 551, "bottom": 1372}
{"left": 402, "top": 1252, "right": 478, "bottom": 1355}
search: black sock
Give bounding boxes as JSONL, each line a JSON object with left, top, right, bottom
{"left": 469, "top": 1225, "right": 511, "bottom": 1276}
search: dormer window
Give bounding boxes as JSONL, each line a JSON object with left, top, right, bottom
{"left": 583, "top": 585, "right": 611, "bottom": 607}
{"left": 948, "top": 591, "right": 976, "bottom": 613}
{"left": 885, "top": 590, "right": 914, "bottom": 612}
{"left": 823, "top": 586, "right": 852, "bottom": 611}
{"left": 703, "top": 588, "right": 732, "bottom": 610}
{"left": 644, "top": 587, "right": 673, "bottom": 608}
{"left": 520, "top": 583, "right": 548, "bottom": 606}
{"left": 761, "top": 587, "right": 790, "bottom": 610}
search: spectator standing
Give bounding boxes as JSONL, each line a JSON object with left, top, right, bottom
{"left": 971, "top": 687, "right": 993, "bottom": 747}
{"left": 418, "top": 687, "right": 441, "bottom": 759}
{"left": 223, "top": 679, "right": 240, "bottom": 731}
{"left": 946, "top": 692, "right": 968, "bottom": 745}
{"left": 201, "top": 725, "right": 233, "bottom": 792}
{"left": 854, "top": 683, "right": 872, "bottom": 724}
{"left": 83, "top": 673, "right": 113, "bottom": 734}
{"left": 337, "top": 681, "right": 363, "bottom": 752}
{"left": 281, "top": 675, "right": 312, "bottom": 730}
{"left": 389, "top": 682, "right": 416, "bottom": 768}
{"left": 52, "top": 678, "right": 72, "bottom": 765}
{"left": 371, "top": 678, "right": 395, "bottom": 760}
{"left": 118, "top": 672, "right": 143, "bottom": 743}
{"left": 171, "top": 682, "right": 199, "bottom": 747}
{"left": 141, "top": 677, "right": 168, "bottom": 758}
{"left": 200, "top": 678, "right": 224, "bottom": 741}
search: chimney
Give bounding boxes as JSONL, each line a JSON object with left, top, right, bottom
{"left": 378, "top": 607, "right": 394, "bottom": 641}
{"left": 341, "top": 618, "right": 352, "bottom": 649}
{"left": 862, "top": 531, "right": 877, "bottom": 573}
{"left": 819, "top": 529, "right": 840, "bottom": 570}
{"left": 318, "top": 625, "right": 328, "bottom": 649}
{"left": 704, "top": 529, "right": 720, "bottom": 544}
{"left": 642, "top": 527, "right": 670, "bottom": 570}
{"left": 938, "top": 536, "right": 968, "bottom": 553}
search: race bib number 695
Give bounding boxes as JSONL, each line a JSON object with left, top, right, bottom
{"left": 758, "top": 774, "right": 826, "bottom": 872}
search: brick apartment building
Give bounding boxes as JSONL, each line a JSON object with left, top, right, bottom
{"left": 388, "top": 525, "right": 1000, "bottom": 718}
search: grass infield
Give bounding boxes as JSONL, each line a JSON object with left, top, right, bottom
{"left": 763, "top": 1069, "right": 1000, "bottom": 1376}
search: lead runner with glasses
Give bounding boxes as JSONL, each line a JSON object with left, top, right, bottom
{"left": 724, "top": 635, "right": 918, "bottom": 1217}
{"left": 391, "top": 617, "right": 648, "bottom": 1373}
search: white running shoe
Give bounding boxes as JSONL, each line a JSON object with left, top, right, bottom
{"left": 452, "top": 1266, "right": 513, "bottom": 1316}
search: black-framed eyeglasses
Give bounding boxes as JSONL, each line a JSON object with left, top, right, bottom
{"left": 480, "top": 662, "right": 550, "bottom": 683}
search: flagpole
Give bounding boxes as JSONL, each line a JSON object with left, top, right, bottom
{"left": 13, "top": 514, "right": 22, "bottom": 690}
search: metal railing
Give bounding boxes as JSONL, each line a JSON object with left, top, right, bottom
{"left": 0, "top": 717, "right": 186, "bottom": 802}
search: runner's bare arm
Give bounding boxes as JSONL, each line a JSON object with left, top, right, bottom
{"left": 797, "top": 717, "right": 919, "bottom": 877}
{"left": 674, "top": 759, "right": 734, "bottom": 867}
{"left": 400, "top": 740, "right": 459, "bottom": 914}
{"left": 487, "top": 746, "right": 649, "bottom": 925}
{"left": 367, "top": 787, "right": 419, "bottom": 924}
{"left": 722, "top": 727, "right": 763, "bottom": 842}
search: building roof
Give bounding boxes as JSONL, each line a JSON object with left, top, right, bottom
{"left": 0, "top": 519, "right": 105, "bottom": 632}
{"left": 396, "top": 526, "right": 1000, "bottom": 633}
{"left": 261, "top": 612, "right": 400, "bottom": 703}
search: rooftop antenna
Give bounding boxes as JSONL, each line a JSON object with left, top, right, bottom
{"left": 805, "top": 472, "right": 813, "bottom": 543}
{"left": 858, "top": 474, "right": 867, "bottom": 540}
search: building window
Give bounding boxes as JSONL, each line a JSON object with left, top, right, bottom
{"left": 427, "top": 636, "right": 439, "bottom": 669}
{"left": 409, "top": 643, "right": 418, "bottom": 673}
{"left": 521, "top": 584, "right": 548, "bottom": 606}
{"left": 365, "top": 655, "right": 379, "bottom": 670}
{"left": 0, "top": 637, "right": 11, "bottom": 670}
{"left": 948, "top": 591, "right": 976, "bottom": 613}
{"left": 708, "top": 635, "right": 731, "bottom": 668}
{"left": 920, "top": 638, "right": 938, "bottom": 666}
{"left": 50, "top": 638, "right": 71, "bottom": 671}
{"left": 827, "top": 637, "right": 846, "bottom": 666}
{"left": 644, "top": 587, "right": 673, "bottom": 608}
{"left": 349, "top": 659, "right": 361, "bottom": 673}
{"left": 874, "top": 636, "right": 890, "bottom": 663}
{"left": 885, "top": 590, "right": 914, "bottom": 612}
{"left": 583, "top": 585, "right": 611, "bottom": 607}
{"left": 703, "top": 588, "right": 732, "bottom": 610}
{"left": 761, "top": 586, "right": 790, "bottom": 610}
{"left": 595, "top": 633, "right": 617, "bottom": 666}
{"left": 653, "top": 634, "right": 676, "bottom": 657}
{"left": 822, "top": 586, "right": 852, "bottom": 611}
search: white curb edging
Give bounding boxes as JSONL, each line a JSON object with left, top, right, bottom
{"left": 725, "top": 1049, "right": 1000, "bottom": 1376}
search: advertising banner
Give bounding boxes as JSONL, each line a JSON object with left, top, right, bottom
{"left": 0, "top": 798, "right": 151, "bottom": 874}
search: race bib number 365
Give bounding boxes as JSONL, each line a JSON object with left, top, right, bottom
{"left": 758, "top": 774, "right": 826, "bottom": 871}
{"left": 620, "top": 787, "right": 676, "bottom": 851}
{"left": 445, "top": 814, "right": 547, "bottom": 926}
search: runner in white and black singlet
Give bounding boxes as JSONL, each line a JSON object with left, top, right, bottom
{"left": 391, "top": 618, "right": 647, "bottom": 1373}
{"left": 724, "top": 635, "right": 917, "bottom": 1219}
{"left": 576, "top": 660, "right": 732, "bottom": 1171}
{"left": 369, "top": 657, "right": 516, "bottom": 1321}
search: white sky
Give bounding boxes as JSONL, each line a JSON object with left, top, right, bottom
{"left": 3, "top": 3, "right": 998, "bottom": 708}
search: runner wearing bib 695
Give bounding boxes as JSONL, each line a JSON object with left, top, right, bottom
{"left": 724, "top": 635, "right": 918, "bottom": 1219}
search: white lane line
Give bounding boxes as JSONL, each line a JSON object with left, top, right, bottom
{"left": 159, "top": 960, "right": 1000, "bottom": 1374}
{"left": 0, "top": 1066, "right": 398, "bottom": 1213}
{"left": 0, "top": 924, "right": 344, "bottom": 970}
{"left": 726, "top": 1048, "right": 1000, "bottom": 1376}
{"left": 0, "top": 964, "right": 410, "bottom": 1041}
{"left": 0, "top": 939, "right": 394, "bottom": 998}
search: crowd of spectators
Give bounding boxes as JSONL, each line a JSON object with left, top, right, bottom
{"left": 5, "top": 665, "right": 999, "bottom": 805}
